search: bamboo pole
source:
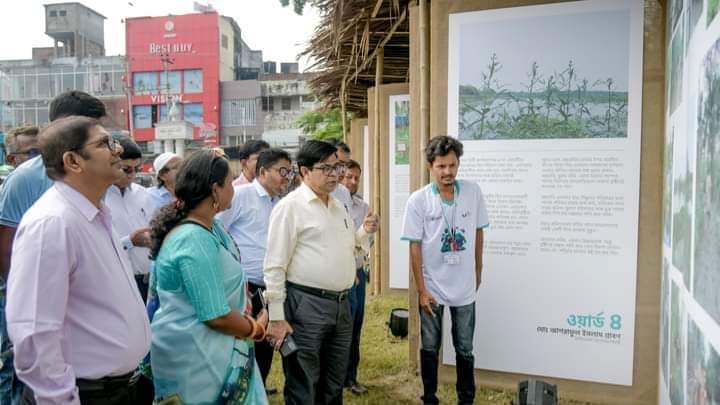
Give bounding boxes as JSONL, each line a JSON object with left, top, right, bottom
{"left": 372, "top": 47, "right": 384, "bottom": 297}
{"left": 419, "top": 0, "right": 430, "bottom": 173}
{"left": 341, "top": 79, "right": 348, "bottom": 142}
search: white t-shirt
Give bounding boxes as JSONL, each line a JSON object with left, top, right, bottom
{"left": 401, "top": 179, "right": 489, "bottom": 306}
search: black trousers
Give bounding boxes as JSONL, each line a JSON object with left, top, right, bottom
{"left": 21, "top": 373, "right": 138, "bottom": 405}
{"left": 248, "top": 281, "right": 274, "bottom": 385}
{"left": 283, "top": 285, "right": 353, "bottom": 405}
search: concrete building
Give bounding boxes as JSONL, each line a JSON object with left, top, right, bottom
{"left": 0, "top": 2, "right": 126, "bottom": 133}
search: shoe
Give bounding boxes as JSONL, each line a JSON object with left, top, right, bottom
{"left": 350, "top": 382, "right": 368, "bottom": 395}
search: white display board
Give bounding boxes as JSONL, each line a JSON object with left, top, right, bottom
{"left": 447, "top": 0, "right": 644, "bottom": 385}
{"left": 362, "top": 125, "right": 371, "bottom": 204}
{"left": 388, "top": 95, "right": 410, "bottom": 289}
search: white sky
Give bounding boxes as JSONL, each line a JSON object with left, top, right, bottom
{"left": 0, "top": 0, "right": 320, "bottom": 70}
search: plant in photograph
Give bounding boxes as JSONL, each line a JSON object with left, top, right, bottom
{"left": 459, "top": 55, "right": 628, "bottom": 140}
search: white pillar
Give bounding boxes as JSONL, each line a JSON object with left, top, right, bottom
{"left": 163, "top": 140, "right": 173, "bottom": 153}
{"left": 175, "top": 139, "right": 185, "bottom": 157}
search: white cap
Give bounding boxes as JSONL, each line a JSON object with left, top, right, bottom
{"left": 153, "top": 152, "right": 179, "bottom": 173}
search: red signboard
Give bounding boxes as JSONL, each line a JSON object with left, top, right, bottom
{"left": 125, "top": 12, "right": 220, "bottom": 144}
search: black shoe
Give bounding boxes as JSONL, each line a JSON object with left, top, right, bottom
{"left": 350, "top": 382, "right": 368, "bottom": 395}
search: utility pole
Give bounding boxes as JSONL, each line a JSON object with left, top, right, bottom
{"left": 159, "top": 49, "right": 175, "bottom": 118}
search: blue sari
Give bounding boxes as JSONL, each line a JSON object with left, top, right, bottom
{"left": 150, "top": 219, "right": 267, "bottom": 405}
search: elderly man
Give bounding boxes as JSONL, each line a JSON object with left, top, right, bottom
{"left": 7, "top": 116, "right": 150, "bottom": 404}
{"left": 217, "top": 148, "right": 293, "bottom": 389}
{"left": 264, "top": 140, "right": 378, "bottom": 405}
{"left": 104, "top": 136, "right": 153, "bottom": 301}
{"left": 148, "top": 152, "right": 181, "bottom": 214}
{"left": 4, "top": 126, "right": 39, "bottom": 168}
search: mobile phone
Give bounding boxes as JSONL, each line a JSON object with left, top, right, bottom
{"left": 279, "top": 335, "right": 298, "bottom": 357}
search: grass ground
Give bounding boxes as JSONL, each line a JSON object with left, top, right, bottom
{"left": 265, "top": 294, "right": 592, "bottom": 404}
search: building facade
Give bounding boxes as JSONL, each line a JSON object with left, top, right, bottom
{"left": 126, "top": 11, "right": 263, "bottom": 154}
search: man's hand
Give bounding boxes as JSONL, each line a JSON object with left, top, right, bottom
{"left": 362, "top": 212, "right": 379, "bottom": 234}
{"left": 266, "top": 320, "right": 294, "bottom": 350}
{"left": 130, "top": 227, "right": 152, "bottom": 248}
{"left": 419, "top": 289, "right": 437, "bottom": 315}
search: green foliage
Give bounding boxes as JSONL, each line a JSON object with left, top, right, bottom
{"left": 295, "top": 108, "right": 347, "bottom": 141}
{"left": 279, "top": 0, "right": 310, "bottom": 15}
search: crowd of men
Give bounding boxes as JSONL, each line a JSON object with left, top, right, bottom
{"left": 0, "top": 89, "right": 488, "bottom": 405}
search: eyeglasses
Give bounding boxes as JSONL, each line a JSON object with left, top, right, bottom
{"left": 311, "top": 163, "right": 345, "bottom": 176}
{"left": 72, "top": 136, "right": 121, "bottom": 152}
{"left": 271, "top": 167, "right": 296, "bottom": 178}
{"left": 121, "top": 165, "right": 142, "bottom": 174}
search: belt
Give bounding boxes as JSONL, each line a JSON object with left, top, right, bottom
{"left": 287, "top": 281, "right": 350, "bottom": 302}
{"left": 76, "top": 371, "right": 136, "bottom": 392}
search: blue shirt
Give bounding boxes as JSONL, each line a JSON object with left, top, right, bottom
{"left": 0, "top": 156, "right": 54, "bottom": 227}
{"left": 147, "top": 185, "right": 173, "bottom": 215}
{"left": 216, "top": 180, "right": 277, "bottom": 286}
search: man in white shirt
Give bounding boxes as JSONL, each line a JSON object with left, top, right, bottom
{"left": 104, "top": 136, "right": 153, "bottom": 301}
{"left": 7, "top": 116, "right": 150, "bottom": 405}
{"left": 401, "top": 136, "right": 489, "bottom": 405}
{"left": 341, "top": 160, "right": 371, "bottom": 395}
{"left": 264, "top": 140, "right": 378, "bottom": 405}
{"left": 217, "top": 148, "right": 292, "bottom": 387}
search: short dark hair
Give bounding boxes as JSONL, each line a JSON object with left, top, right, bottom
{"left": 49, "top": 91, "right": 107, "bottom": 121}
{"left": 256, "top": 148, "right": 291, "bottom": 176}
{"left": 346, "top": 159, "right": 361, "bottom": 172}
{"left": 116, "top": 135, "right": 142, "bottom": 160}
{"left": 6, "top": 126, "right": 39, "bottom": 154}
{"left": 425, "top": 135, "right": 463, "bottom": 164}
{"left": 39, "top": 116, "right": 99, "bottom": 180}
{"left": 240, "top": 139, "right": 270, "bottom": 160}
{"left": 296, "top": 140, "right": 337, "bottom": 176}
{"left": 326, "top": 138, "right": 351, "bottom": 155}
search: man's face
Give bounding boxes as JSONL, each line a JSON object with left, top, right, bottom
{"left": 115, "top": 158, "right": 142, "bottom": 190}
{"left": 342, "top": 167, "right": 361, "bottom": 195}
{"left": 302, "top": 152, "right": 340, "bottom": 196}
{"left": 244, "top": 150, "right": 266, "bottom": 181}
{"left": 258, "top": 158, "right": 292, "bottom": 197}
{"left": 159, "top": 156, "right": 182, "bottom": 191}
{"left": 428, "top": 152, "right": 459, "bottom": 187}
{"left": 335, "top": 148, "right": 349, "bottom": 181}
{"left": 74, "top": 125, "right": 124, "bottom": 186}
{"left": 7, "top": 134, "right": 39, "bottom": 167}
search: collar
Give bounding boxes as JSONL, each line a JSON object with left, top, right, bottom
{"left": 56, "top": 181, "right": 106, "bottom": 222}
{"left": 252, "top": 179, "right": 270, "bottom": 199}
{"left": 108, "top": 183, "right": 135, "bottom": 196}
{"left": 298, "top": 182, "right": 341, "bottom": 208}
{"left": 431, "top": 180, "right": 460, "bottom": 205}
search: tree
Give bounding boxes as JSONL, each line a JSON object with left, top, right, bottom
{"left": 295, "top": 108, "right": 348, "bottom": 140}
{"left": 279, "top": 0, "right": 311, "bottom": 15}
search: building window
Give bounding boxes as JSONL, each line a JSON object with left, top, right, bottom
{"left": 133, "top": 105, "right": 152, "bottom": 129}
{"left": 49, "top": 10, "right": 57, "bottom": 17}
{"left": 262, "top": 97, "right": 274, "bottom": 112}
{"left": 281, "top": 97, "right": 292, "bottom": 111}
{"left": 222, "top": 35, "right": 229, "bottom": 49}
{"left": 133, "top": 72, "right": 158, "bottom": 95}
{"left": 221, "top": 99, "right": 256, "bottom": 127}
{"left": 59, "top": 10, "right": 66, "bottom": 16}
{"left": 159, "top": 71, "right": 181, "bottom": 94}
{"left": 183, "top": 70, "right": 202, "bottom": 93}
{"left": 184, "top": 103, "right": 203, "bottom": 124}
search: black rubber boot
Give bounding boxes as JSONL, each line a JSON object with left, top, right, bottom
{"left": 420, "top": 350, "right": 439, "bottom": 405}
{"left": 455, "top": 354, "right": 476, "bottom": 405}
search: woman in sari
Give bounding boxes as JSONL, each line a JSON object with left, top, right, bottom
{"left": 149, "top": 149, "right": 268, "bottom": 404}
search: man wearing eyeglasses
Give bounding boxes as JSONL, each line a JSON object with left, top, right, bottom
{"left": 104, "top": 136, "right": 153, "bottom": 302}
{"left": 264, "top": 140, "right": 378, "bottom": 405}
{"left": 217, "top": 148, "right": 292, "bottom": 391}
{"left": 6, "top": 116, "right": 150, "bottom": 405}
{"left": 0, "top": 91, "right": 108, "bottom": 405}
{"left": 4, "top": 126, "right": 40, "bottom": 168}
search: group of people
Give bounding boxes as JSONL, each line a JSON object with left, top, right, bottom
{"left": 0, "top": 89, "right": 489, "bottom": 405}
